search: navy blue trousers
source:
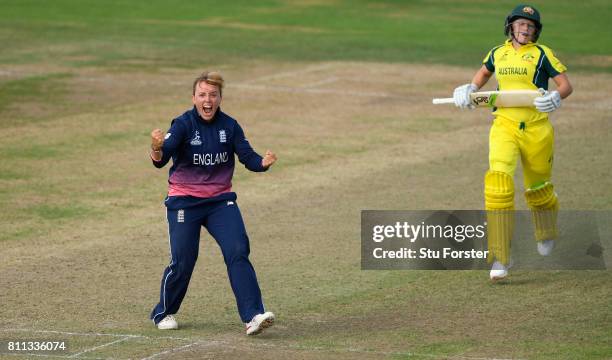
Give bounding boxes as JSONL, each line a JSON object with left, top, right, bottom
{"left": 150, "top": 195, "right": 265, "bottom": 324}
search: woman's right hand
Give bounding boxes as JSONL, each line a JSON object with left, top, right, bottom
{"left": 151, "top": 129, "right": 165, "bottom": 151}
{"left": 453, "top": 83, "right": 478, "bottom": 109}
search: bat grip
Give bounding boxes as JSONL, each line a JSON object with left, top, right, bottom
{"left": 432, "top": 98, "right": 455, "bottom": 105}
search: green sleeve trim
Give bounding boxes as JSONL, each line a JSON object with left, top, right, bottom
{"left": 533, "top": 46, "right": 548, "bottom": 90}
{"left": 484, "top": 45, "right": 503, "bottom": 72}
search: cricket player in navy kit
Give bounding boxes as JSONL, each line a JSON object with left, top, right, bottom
{"left": 149, "top": 71, "right": 277, "bottom": 335}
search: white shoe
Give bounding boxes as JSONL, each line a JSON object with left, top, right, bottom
{"left": 246, "top": 312, "right": 275, "bottom": 336}
{"left": 157, "top": 315, "right": 178, "bottom": 330}
{"left": 490, "top": 261, "right": 509, "bottom": 281}
{"left": 537, "top": 240, "right": 555, "bottom": 256}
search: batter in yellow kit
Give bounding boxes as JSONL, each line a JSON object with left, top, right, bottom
{"left": 452, "top": 4, "right": 574, "bottom": 280}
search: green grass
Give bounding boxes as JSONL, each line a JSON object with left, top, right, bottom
{"left": 29, "top": 204, "right": 94, "bottom": 220}
{"left": 0, "top": 73, "right": 71, "bottom": 123}
{"left": 0, "top": 0, "right": 610, "bottom": 72}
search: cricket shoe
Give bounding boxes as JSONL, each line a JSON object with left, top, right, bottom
{"left": 246, "top": 312, "right": 275, "bottom": 336}
{"left": 157, "top": 315, "right": 178, "bottom": 330}
{"left": 489, "top": 260, "right": 512, "bottom": 281}
{"left": 537, "top": 240, "right": 555, "bottom": 256}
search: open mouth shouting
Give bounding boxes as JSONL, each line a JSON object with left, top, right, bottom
{"left": 196, "top": 102, "right": 218, "bottom": 122}
{"left": 193, "top": 80, "right": 222, "bottom": 122}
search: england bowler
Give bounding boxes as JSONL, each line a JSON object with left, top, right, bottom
{"left": 149, "top": 71, "right": 277, "bottom": 335}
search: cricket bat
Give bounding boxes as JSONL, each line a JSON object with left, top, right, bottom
{"left": 432, "top": 90, "right": 543, "bottom": 108}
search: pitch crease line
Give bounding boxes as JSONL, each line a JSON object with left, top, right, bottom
{"left": 0, "top": 328, "right": 191, "bottom": 341}
{"left": 140, "top": 341, "right": 212, "bottom": 360}
{"left": 1, "top": 328, "right": 523, "bottom": 360}
{"left": 67, "top": 336, "right": 132, "bottom": 358}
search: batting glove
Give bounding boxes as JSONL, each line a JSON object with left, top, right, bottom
{"left": 534, "top": 89, "right": 561, "bottom": 113}
{"left": 453, "top": 83, "right": 478, "bottom": 109}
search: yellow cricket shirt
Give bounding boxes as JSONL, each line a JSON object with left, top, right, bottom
{"left": 483, "top": 39, "right": 567, "bottom": 123}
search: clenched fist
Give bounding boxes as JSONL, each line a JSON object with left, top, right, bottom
{"left": 151, "top": 129, "right": 165, "bottom": 151}
{"left": 261, "top": 150, "right": 277, "bottom": 169}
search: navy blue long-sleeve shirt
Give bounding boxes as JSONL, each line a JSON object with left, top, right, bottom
{"left": 152, "top": 106, "right": 267, "bottom": 200}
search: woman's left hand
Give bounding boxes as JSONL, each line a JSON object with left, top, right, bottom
{"left": 262, "top": 150, "right": 277, "bottom": 169}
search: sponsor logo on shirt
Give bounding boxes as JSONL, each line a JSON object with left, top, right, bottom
{"left": 190, "top": 130, "right": 202, "bottom": 146}
{"left": 219, "top": 130, "right": 226, "bottom": 143}
{"left": 164, "top": 133, "right": 172, "bottom": 140}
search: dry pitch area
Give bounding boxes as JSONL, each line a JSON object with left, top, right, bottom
{"left": 1, "top": 61, "right": 611, "bottom": 359}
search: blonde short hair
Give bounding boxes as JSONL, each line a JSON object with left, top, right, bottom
{"left": 192, "top": 71, "right": 224, "bottom": 96}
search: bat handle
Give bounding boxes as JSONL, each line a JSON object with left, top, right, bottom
{"left": 432, "top": 98, "right": 455, "bottom": 105}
